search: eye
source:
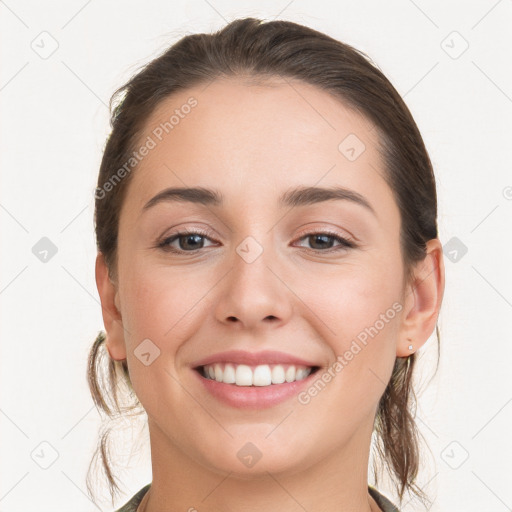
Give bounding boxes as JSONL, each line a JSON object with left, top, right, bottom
{"left": 157, "top": 228, "right": 217, "bottom": 253}
{"left": 156, "top": 228, "right": 356, "bottom": 254}
{"left": 294, "top": 230, "right": 356, "bottom": 253}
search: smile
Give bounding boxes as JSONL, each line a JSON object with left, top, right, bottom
{"left": 193, "top": 363, "right": 321, "bottom": 409}
{"left": 198, "top": 363, "right": 320, "bottom": 387}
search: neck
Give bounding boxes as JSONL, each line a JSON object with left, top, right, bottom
{"left": 140, "top": 417, "right": 381, "bottom": 512}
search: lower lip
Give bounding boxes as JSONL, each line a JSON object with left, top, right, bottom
{"left": 192, "top": 368, "right": 318, "bottom": 409}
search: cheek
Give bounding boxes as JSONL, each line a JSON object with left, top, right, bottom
{"left": 120, "top": 260, "right": 211, "bottom": 349}
{"left": 303, "top": 259, "right": 402, "bottom": 338}
{"left": 118, "top": 262, "right": 204, "bottom": 411}
{"left": 299, "top": 259, "right": 402, "bottom": 392}
{"left": 290, "top": 265, "right": 402, "bottom": 448}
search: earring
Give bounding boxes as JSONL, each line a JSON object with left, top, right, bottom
{"left": 408, "top": 339, "right": 413, "bottom": 351}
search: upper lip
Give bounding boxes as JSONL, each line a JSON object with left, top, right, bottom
{"left": 191, "top": 350, "right": 320, "bottom": 368}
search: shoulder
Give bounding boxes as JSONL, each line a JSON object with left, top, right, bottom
{"left": 113, "top": 483, "right": 151, "bottom": 512}
{"left": 368, "top": 484, "right": 401, "bottom": 512}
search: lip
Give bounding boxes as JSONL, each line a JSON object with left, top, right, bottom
{"left": 191, "top": 365, "right": 320, "bottom": 410}
{"left": 190, "top": 350, "right": 320, "bottom": 369}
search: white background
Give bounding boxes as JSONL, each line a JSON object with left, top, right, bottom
{"left": 1, "top": 1, "right": 511, "bottom": 511}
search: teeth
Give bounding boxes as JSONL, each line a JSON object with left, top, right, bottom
{"left": 253, "top": 365, "right": 271, "bottom": 386}
{"left": 271, "top": 365, "right": 285, "bottom": 384}
{"left": 235, "top": 364, "right": 253, "bottom": 386}
{"left": 222, "top": 363, "right": 236, "bottom": 384}
{"left": 201, "top": 363, "right": 313, "bottom": 386}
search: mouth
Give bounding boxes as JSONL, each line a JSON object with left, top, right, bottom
{"left": 194, "top": 363, "right": 321, "bottom": 387}
{"left": 190, "top": 350, "right": 323, "bottom": 409}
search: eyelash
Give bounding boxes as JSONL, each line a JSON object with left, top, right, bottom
{"left": 156, "top": 227, "right": 357, "bottom": 255}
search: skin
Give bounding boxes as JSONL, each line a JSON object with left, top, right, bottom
{"left": 96, "top": 77, "right": 445, "bottom": 512}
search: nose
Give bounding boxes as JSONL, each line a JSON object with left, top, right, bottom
{"left": 214, "top": 239, "right": 293, "bottom": 331}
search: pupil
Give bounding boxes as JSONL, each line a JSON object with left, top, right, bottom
{"left": 182, "top": 234, "right": 203, "bottom": 250}
{"left": 310, "top": 234, "right": 332, "bottom": 249}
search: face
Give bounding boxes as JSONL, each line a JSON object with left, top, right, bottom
{"left": 103, "top": 77, "right": 414, "bottom": 478}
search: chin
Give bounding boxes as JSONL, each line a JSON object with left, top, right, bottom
{"left": 196, "top": 439, "right": 310, "bottom": 478}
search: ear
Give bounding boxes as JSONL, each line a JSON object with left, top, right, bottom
{"left": 397, "top": 238, "right": 445, "bottom": 357}
{"left": 95, "top": 252, "right": 127, "bottom": 361}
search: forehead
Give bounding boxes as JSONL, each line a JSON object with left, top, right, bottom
{"left": 122, "top": 77, "right": 397, "bottom": 224}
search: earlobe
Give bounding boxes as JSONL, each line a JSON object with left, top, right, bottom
{"left": 397, "top": 238, "right": 445, "bottom": 357}
{"left": 95, "top": 252, "right": 127, "bottom": 361}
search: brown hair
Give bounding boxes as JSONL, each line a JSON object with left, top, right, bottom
{"left": 87, "top": 17, "right": 441, "bottom": 509}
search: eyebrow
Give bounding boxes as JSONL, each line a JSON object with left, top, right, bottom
{"left": 142, "top": 185, "right": 377, "bottom": 217}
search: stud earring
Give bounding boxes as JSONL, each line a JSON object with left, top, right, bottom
{"left": 408, "top": 339, "right": 413, "bottom": 351}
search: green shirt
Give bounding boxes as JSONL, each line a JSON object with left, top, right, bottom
{"left": 114, "top": 483, "right": 400, "bottom": 511}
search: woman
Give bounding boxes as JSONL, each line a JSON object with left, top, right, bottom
{"left": 88, "top": 17, "right": 445, "bottom": 512}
